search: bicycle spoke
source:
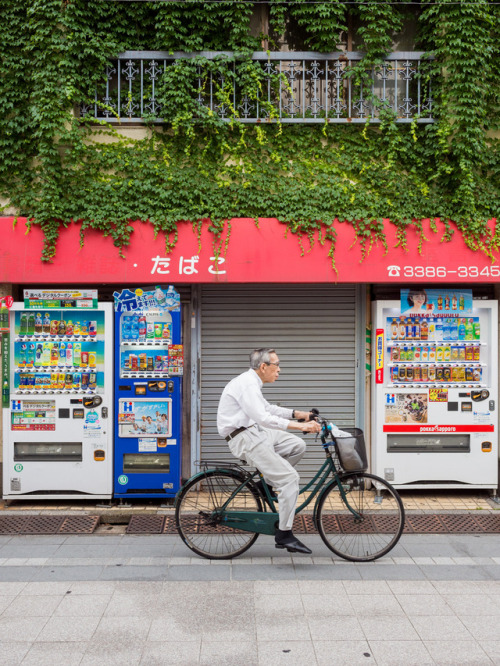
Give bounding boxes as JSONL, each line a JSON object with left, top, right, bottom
{"left": 176, "top": 471, "right": 262, "bottom": 559}
{"left": 317, "top": 473, "right": 404, "bottom": 562}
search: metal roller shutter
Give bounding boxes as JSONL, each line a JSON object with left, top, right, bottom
{"left": 200, "top": 285, "right": 358, "bottom": 482}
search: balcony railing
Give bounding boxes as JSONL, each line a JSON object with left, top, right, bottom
{"left": 81, "top": 51, "right": 434, "bottom": 124}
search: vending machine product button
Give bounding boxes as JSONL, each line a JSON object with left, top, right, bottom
{"left": 94, "top": 450, "right": 105, "bottom": 461}
{"left": 481, "top": 441, "right": 492, "bottom": 452}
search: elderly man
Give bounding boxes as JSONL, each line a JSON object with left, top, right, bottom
{"left": 217, "top": 348, "right": 321, "bottom": 554}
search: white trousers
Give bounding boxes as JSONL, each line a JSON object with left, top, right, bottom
{"left": 227, "top": 425, "right": 306, "bottom": 531}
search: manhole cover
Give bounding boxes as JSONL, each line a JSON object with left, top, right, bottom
{"left": 126, "top": 515, "right": 165, "bottom": 534}
{"left": 59, "top": 516, "right": 99, "bottom": 534}
{"left": 21, "top": 516, "right": 65, "bottom": 534}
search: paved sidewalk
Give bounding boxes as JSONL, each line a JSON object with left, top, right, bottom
{"left": 1, "top": 533, "right": 500, "bottom": 664}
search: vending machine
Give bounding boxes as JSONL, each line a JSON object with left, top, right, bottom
{"left": 372, "top": 290, "right": 498, "bottom": 489}
{"left": 2, "top": 290, "right": 114, "bottom": 500}
{"left": 113, "top": 286, "right": 183, "bottom": 499}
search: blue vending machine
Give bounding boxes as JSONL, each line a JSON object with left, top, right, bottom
{"left": 113, "top": 286, "right": 183, "bottom": 499}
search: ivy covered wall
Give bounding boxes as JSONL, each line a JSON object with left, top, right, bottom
{"left": 0, "top": 0, "right": 498, "bottom": 262}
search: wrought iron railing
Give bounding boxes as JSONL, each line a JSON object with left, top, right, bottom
{"left": 81, "top": 51, "right": 434, "bottom": 124}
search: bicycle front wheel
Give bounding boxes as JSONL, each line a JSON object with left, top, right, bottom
{"left": 316, "top": 472, "right": 405, "bottom": 562}
{"left": 176, "top": 470, "right": 263, "bottom": 560}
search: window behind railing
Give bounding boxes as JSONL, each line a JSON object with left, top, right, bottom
{"left": 80, "top": 51, "right": 433, "bottom": 124}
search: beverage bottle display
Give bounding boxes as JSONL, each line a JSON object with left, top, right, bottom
{"left": 451, "top": 346, "right": 459, "bottom": 362}
{"left": 473, "top": 318, "right": 480, "bottom": 339}
{"left": 443, "top": 320, "right": 450, "bottom": 340}
{"left": 58, "top": 320, "right": 66, "bottom": 336}
{"left": 444, "top": 295, "right": 450, "bottom": 310}
{"left": 162, "top": 323, "right": 171, "bottom": 340}
{"left": 391, "top": 347, "right": 400, "bottom": 362}
{"left": 122, "top": 317, "right": 131, "bottom": 341}
{"left": 73, "top": 373, "right": 81, "bottom": 390}
{"left": 19, "top": 313, "right": 28, "bottom": 335}
{"left": 473, "top": 346, "right": 480, "bottom": 361}
{"left": 154, "top": 323, "right": 162, "bottom": 338}
{"left": 34, "top": 343, "right": 43, "bottom": 366}
{"left": 428, "top": 318, "right": 435, "bottom": 341}
{"left": 80, "top": 321, "right": 88, "bottom": 336}
{"left": 458, "top": 319, "right": 466, "bottom": 340}
{"left": 139, "top": 316, "right": 147, "bottom": 340}
{"left": 147, "top": 321, "right": 155, "bottom": 339}
{"left": 50, "top": 344, "right": 59, "bottom": 366}
{"left": 130, "top": 316, "right": 139, "bottom": 341}
{"left": 33, "top": 313, "right": 42, "bottom": 334}
{"left": 74, "top": 321, "right": 81, "bottom": 335}
{"left": 390, "top": 318, "right": 398, "bottom": 340}
{"left": 19, "top": 343, "right": 26, "bottom": 367}
{"left": 405, "top": 318, "right": 412, "bottom": 340}
{"left": 452, "top": 294, "right": 457, "bottom": 310}
{"left": 458, "top": 346, "right": 466, "bottom": 361}
{"left": 437, "top": 295, "right": 443, "bottom": 310}
{"left": 421, "top": 346, "right": 429, "bottom": 362}
{"left": 398, "top": 318, "right": 406, "bottom": 340}
{"left": 66, "top": 320, "right": 74, "bottom": 336}
{"left": 459, "top": 294, "right": 465, "bottom": 310}
{"left": 465, "top": 345, "right": 473, "bottom": 361}
{"left": 407, "top": 346, "right": 414, "bottom": 362}
{"left": 414, "top": 346, "right": 421, "bottom": 361}
{"left": 400, "top": 347, "right": 407, "bottom": 362}
{"left": 50, "top": 320, "right": 58, "bottom": 336}
{"left": 421, "top": 366, "right": 428, "bottom": 382}
{"left": 89, "top": 321, "right": 97, "bottom": 337}
{"left": 450, "top": 318, "right": 459, "bottom": 341}
{"left": 436, "top": 346, "right": 444, "bottom": 363}
{"left": 429, "top": 346, "right": 436, "bottom": 362}
{"left": 465, "top": 318, "right": 474, "bottom": 340}
{"left": 435, "top": 321, "right": 443, "bottom": 341}
{"left": 66, "top": 343, "right": 73, "bottom": 367}
{"left": 155, "top": 286, "right": 167, "bottom": 308}
{"left": 73, "top": 343, "right": 81, "bottom": 366}
{"left": 444, "top": 345, "right": 451, "bottom": 362}
{"left": 43, "top": 313, "right": 50, "bottom": 334}
{"left": 420, "top": 319, "right": 428, "bottom": 341}
{"left": 27, "top": 343, "right": 35, "bottom": 367}
{"left": 59, "top": 342, "right": 66, "bottom": 364}
{"left": 412, "top": 319, "right": 420, "bottom": 340}
{"left": 27, "top": 313, "right": 35, "bottom": 335}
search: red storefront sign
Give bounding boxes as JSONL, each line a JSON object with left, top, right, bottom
{"left": 0, "top": 216, "right": 498, "bottom": 284}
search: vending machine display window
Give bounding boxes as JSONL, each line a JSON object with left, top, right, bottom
{"left": 123, "top": 453, "right": 170, "bottom": 473}
{"left": 14, "top": 442, "right": 83, "bottom": 462}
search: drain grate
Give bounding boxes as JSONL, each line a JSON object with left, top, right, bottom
{"left": 0, "top": 515, "right": 99, "bottom": 535}
{"left": 126, "top": 515, "right": 165, "bottom": 534}
{"left": 404, "top": 515, "right": 445, "bottom": 533}
{"left": 163, "top": 516, "right": 178, "bottom": 534}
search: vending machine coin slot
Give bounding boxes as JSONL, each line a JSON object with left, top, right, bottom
{"left": 101, "top": 406, "right": 108, "bottom": 419}
{"left": 168, "top": 380, "right": 174, "bottom": 393}
{"left": 135, "top": 383, "right": 147, "bottom": 396}
{"left": 447, "top": 402, "right": 458, "bottom": 411}
{"left": 70, "top": 398, "right": 83, "bottom": 404}
{"left": 58, "top": 408, "right": 70, "bottom": 418}
{"left": 72, "top": 409, "right": 84, "bottom": 419}
{"left": 119, "top": 385, "right": 131, "bottom": 391}
{"left": 489, "top": 400, "right": 495, "bottom": 411}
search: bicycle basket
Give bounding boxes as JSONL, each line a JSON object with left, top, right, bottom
{"left": 333, "top": 428, "right": 368, "bottom": 472}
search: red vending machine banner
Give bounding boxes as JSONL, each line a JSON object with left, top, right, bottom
{"left": 375, "top": 328, "right": 384, "bottom": 384}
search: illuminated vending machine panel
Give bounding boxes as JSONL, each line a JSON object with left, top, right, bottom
{"left": 113, "top": 286, "right": 183, "bottom": 498}
{"left": 3, "top": 291, "right": 113, "bottom": 500}
{"left": 371, "top": 291, "right": 498, "bottom": 489}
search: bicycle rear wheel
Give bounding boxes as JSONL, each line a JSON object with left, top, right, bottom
{"left": 176, "top": 469, "right": 263, "bottom": 559}
{"left": 316, "top": 472, "right": 405, "bottom": 562}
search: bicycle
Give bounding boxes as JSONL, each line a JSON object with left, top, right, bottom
{"left": 175, "top": 412, "right": 405, "bottom": 562}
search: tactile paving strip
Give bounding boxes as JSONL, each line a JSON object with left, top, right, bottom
{"left": 0, "top": 515, "right": 99, "bottom": 535}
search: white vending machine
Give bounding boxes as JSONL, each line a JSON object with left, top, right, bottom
{"left": 2, "top": 293, "right": 114, "bottom": 500}
{"left": 372, "top": 291, "right": 498, "bottom": 490}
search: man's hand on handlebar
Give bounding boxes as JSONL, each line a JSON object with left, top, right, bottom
{"left": 294, "top": 410, "right": 316, "bottom": 422}
{"left": 301, "top": 420, "right": 322, "bottom": 434}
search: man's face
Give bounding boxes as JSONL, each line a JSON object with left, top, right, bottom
{"left": 260, "top": 352, "right": 281, "bottom": 384}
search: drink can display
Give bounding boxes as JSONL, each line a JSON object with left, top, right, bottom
{"left": 139, "top": 353, "right": 147, "bottom": 370}
{"left": 436, "top": 346, "right": 444, "bottom": 362}
{"left": 465, "top": 366, "right": 473, "bottom": 382}
{"left": 406, "top": 346, "right": 414, "bottom": 362}
{"left": 458, "top": 346, "right": 466, "bottom": 362}
{"left": 89, "top": 373, "right": 97, "bottom": 390}
{"left": 398, "top": 365, "right": 406, "bottom": 382}
{"left": 473, "top": 346, "right": 480, "bottom": 361}
{"left": 147, "top": 322, "right": 155, "bottom": 339}
{"left": 451, "top": 346, "right": 459, "bottom": 362}
{"left": 65, "top": 373, "right": 73, "bottom": 389}
{"left": 147, "top": 356, "right": 154, "bottom": 371}
{"left": 443, "top": 345, "right": 451, "bottom": 362}
{"left": 51, "top": 373, "right": 59, "bottom": 389}
{"left": 414, "top": 346, "right": 421, "bottom": 361}
{"left": 473, "top": 367, "right": 481, "bottom": 382}
{"left": 436, "top": 367, "right": 443, "bottom": 382}
{"left": 465, "top": 345, "right": 473, "bottom": 361}
{"left": 80, "top": 321, "right": 88, "bottom": 336}
{"left": 26, "top": 373, "right": 35, "bottom": 389}
{"left": 88, "top": 352, "right": 96, "bottom": 368}
{"left": 413, "top": 365, "right": 421, "bottom": 382}
{"left": 452, "top": 367, "right": 459, "bottom": 382}
{"left": 421, "top": 346, "right": 429, "bottom": 362}
{"left": 428, "top": 346, "right": 436, "bottom": 363}
{"left": 58, "top": 372, "right": 66, "bottom": 389}
{"left": 81, "top": 373, "right": 89, "bottom": 389}
{"left": 130, "top": 355, "right": 138, "bottom": 370}
{"left": 459, "top": 366, "right": 466, "bottom": 381}
{"left": 421, "top": 365, "right": 428, "bottom": 382}
{"left": 80, "top": 351, "right": 89, "bottom": 367}
{"left": 400, "top": 347, "right": 407, "bottom": 362}
{"left": 390, "top": 366, "right": 399, "bottom": 382}
{"left": 443, "top": 367, "right": 451, "bottom": 382}
{"left": 89, "top": 321, "right": 97, "bottom": 337}
{"left": 406, "top": 366, "right": 414, "bottom": 381}
{"left": 391, "top": 347, "right": 400, "bottom": 362}
{"left": 154, "top": 323, "right": 163, "bottom": 338}
{"left": 42, "top": 373, "right": 51, "bottom": 390}
{"left": 72, "top": 373, "right": 81, "bottom": 390}
{"left": 428, "top": 366, "right": 436, "bottom": 381}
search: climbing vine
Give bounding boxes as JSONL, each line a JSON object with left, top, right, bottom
{"left": 0, "top": 0, "right": 499, "bottom": 262}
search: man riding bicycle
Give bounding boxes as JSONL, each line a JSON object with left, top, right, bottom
{"left": 217, "top": 348, "right": 321, "bottom": 554}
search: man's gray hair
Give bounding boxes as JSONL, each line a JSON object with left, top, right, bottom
{"left": 250, "top": 348, "right": 276, "bottom": 369}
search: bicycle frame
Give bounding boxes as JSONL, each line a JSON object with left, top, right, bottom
{"left": 210, "top": 445, "right": 363, "bottom": 536}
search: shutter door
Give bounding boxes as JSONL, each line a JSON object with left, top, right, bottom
{"left": 200, "top": 285, "right": 357, "bottom": 482}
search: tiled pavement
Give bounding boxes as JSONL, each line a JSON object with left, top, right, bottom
{"left": 0, "top": 533, "right": 500, "bottom": 664}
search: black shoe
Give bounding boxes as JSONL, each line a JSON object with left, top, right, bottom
{"left": 275, "top": 529, "right": 312, "bottom": 554}
{"left": 254, "top": 479, "right": 277, "bottom": 503}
